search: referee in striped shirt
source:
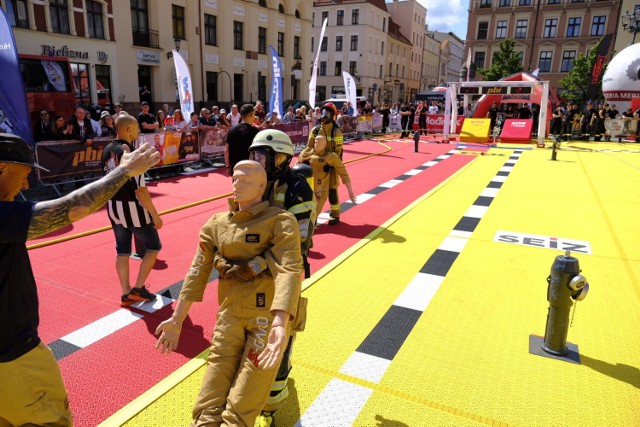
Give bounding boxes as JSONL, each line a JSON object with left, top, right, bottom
{"left": 102, "top": 113, "right": 163, "bottom": 307}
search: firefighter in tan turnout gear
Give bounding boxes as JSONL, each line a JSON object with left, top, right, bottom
{"left": 308, "top": 102, "right": 344, "bottom": 224}
{"left": 299, "top": 134, "right": 357, "bottom": 219}
{"left": 154, "top": 160, "right": 303, "bottom": 427}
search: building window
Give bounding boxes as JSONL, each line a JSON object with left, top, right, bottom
{"left": 517, "top": 51, "right": 524, "bottom": 66}
{"left": 294, "top": 36, "right": 301, "bottom": 59}
{"left": 389, "top": 62, "right": 393, "bottom": 76}
{"left": 95, "top": 64, "right": 112, "bottom": 109}
{"left": 234, "top": 74, "right": 243, "bottom": 103}
{"left": 322, "top": 11, "right": 328, "bottom": 23}
{"left": 335, "top": 61, "right": 342, "bottom": 76}
{"left": 515, "top": 19, "right": 528, "bottom": 39}
{"left": 205, "top": 14, "right": 217, "bottom": 46}
{"left": 499, "top": 0, "right": 510, "bottom": 6}
{"left": 519, "top": 0, "right": 531, "bottom": 5}
{"left": 206, "top": 71, "right": 218, "bottom": 101}
{"left": 547, "top": 0, "right": 560, "bottom": 3}
{"left": 561, "top": 50, "right": 576, "bottom": 72}
{"left": 131, "top": 0, "right": 149, "bottom": 45}
{"left": 567, "top": 17, "right": 581, "bottom": 37}
{"left": 591, "top": 16, "right": 605, "bottom": 36}
{"left": 538, "top": 51, "right": 552, "bottom": 72}
{"left": 382, "top": 17, "right": 386, "bottom": 32}
{"left": 6, "top": 0, "right": 29, "bottom": 28}
{"left": 543, "top": 19, "right": 557, "bottom": 38}
{"left": 321, "top": 37, "right": 328, "bottom": 52}
{"left": 480, "top": 0, "right": 492, "bottom": 7}
{"left": 172, "top": 5, "right": 185, "bottom": 40}
{"left": 71, "top": 63, "right": 90, "bottom": 105}
{"left": 381, "top": 41, "right": 385, "bottom": 55}
{"left": 258, "top": 73, "right": 266, "bottom": 102}
{"left": 352, "top": 9, "right": 359, "bottom": 25}
{"left": 258, "top": 28, "right": 266, "bottom": 54}
{"left": 320, "top": 61, "right": 327, "bottom": 76}
{"left": 350, "top": 61, "right": 357, "bottom": 75}
{"left": 336, "top": 36, "right": 343, "bottom": 51}
{"left": 337, "top": 10, "right": 344, "bottom": 26}
{"left": 496, "top": 20, "right": 507, "bottom": 39}
{"left": 380, "top": 64, "right": 383, "bottom": 78}
{"left": 350, "top": 35, "right": 358, "bottom": 51}
{"left": 233, "top": 21, "right": 243, "bottom": 50}
{"left": 474, "top": 51, "right": 485, "bottom": 69}
{"left": 277, "top": 32, "right": 284, "bottom": 56}
{"left": 477, "top": 22, "right": 488, "bottom": 40}
{"left": 50, "top": 0, "right": 70, "bottom": 35}
{"left": 86, "top": 1, "right": 104, "bottom": 39}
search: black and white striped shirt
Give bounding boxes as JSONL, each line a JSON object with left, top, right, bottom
{"left": 101, "top": 140, "right": 153, "bottom": 228}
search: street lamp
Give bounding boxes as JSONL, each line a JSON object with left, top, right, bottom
{"left": 621, "top": 9, "right": 640, "bottom": 44}
{"left": 174, "top": 37, "right": 181, "bottom": 51}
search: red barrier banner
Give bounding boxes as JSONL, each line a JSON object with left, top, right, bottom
{"left": 271, "top": 121, "right": 311, "bottom": 146}
{"left": 500, "top": 119, "right": 533, "bottom": 143}
{"left": 35, "top": 137, "right": 113, "bottom": 182}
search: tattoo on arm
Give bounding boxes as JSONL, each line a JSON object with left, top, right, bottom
{"left": 28, "top": 168, "right": 130, "bottom": 239}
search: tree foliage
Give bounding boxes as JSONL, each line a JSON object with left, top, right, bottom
{"left": 477, "top": 39, "right": 523, "bottom": 81}
{"left": 560, "top": 39, "right": 601, "bottom": 107}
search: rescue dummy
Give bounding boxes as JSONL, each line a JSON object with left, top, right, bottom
{"left": 308, "top": 102, "right": 344, "bottom": 224}
{"left": 154, "top": 160, "right": 303, "bottom": 427}
{"left": 248, "top": 130, "right": 314, "bottom": 426}
{"left": 298, "top": 135, "right": 357, "bottom": 222}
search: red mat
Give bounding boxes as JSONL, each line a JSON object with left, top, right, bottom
{"left": 27, "top": 140, "right": 481, "bottom": 426}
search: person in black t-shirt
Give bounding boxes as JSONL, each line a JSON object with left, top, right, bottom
{"left": 102, "top": 113, "right": 163, "bottom": 307}
{"left": 137, "top": 101, "right": 158, "bottom": 134}
{"left": 0, "top": 133, "right": 159, "bottom": 426}
{"left": 486, "top": 101, "right": 499, "bottom": 131}
{"left": 225, "top": 104, "right": 259, "bottom": 174}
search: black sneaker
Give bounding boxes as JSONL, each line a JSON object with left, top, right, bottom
{"left": 328, "top": 217, "right": 340, "bottom": 225}
{"left": 128, "top": 285, "right": 156, "bottom": 302}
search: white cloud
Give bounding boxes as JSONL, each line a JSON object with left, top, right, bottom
{"left": 417, "top": 0, "right": 469, "bottom": 38}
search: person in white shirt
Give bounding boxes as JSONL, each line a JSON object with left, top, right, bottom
{"left": 283, "top": 106, "right": 295, "bottom": 124}
{"left": 228, "top": 104, "right": 242, "bottom": 127}
{"left": 86, "top": 109, "right": 102, "bottom": 137}
{"left": 428, "top": 101, "right": 439, "bottom": 115}
{"left": 172, "top": 109, "right": 188, "bottom": 131}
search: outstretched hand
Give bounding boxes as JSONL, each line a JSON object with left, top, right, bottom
{"left": 120, "top": 142, "right": 161, "bottom": 178}
{"left": 154, "top": 318, "right": 182, "bottom": 354}
{"left": 257, "top": 325, "right": 287, "bottom": 369}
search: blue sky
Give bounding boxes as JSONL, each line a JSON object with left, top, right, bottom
{"left": 417, "top": 0, "right": 470, "bottom": 40}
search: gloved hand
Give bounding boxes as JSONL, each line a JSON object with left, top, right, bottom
{"left": 214, "top": 256, "right": 233, "bottom": 278}
{"left": 226, "top": 256, "right": 267, "bottom": 281}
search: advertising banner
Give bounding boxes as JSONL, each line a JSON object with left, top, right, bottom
{"left": 35, "top": 137, "right": 113, "bottom": 181}
{"left": 199, "top": 128, "right": 228, "bottom": 159}
{"left": 342, "top": 71, "right": 358, "bottom": 117}
{"left": 357, "top": 116, "right": 372, "bottom": 133}
{"left": 0, "top": 8, "right": 33, "bottom": 145}
{"left": 309, "top": 18, "right": 328, "bottom": 109}
{"left": 269, "top": 45, "right": 283, "bottom": 118}
{"left": 426, "top": 114, "right": 464, "bottom": 135}
{"left": 500, "top": 119, "right": 533, "bottom": 143}
{"left": 271, "top": 121, "right": 310, "bottom": 146}
{"left": 172, "top": 50, "right": 194, "bottom": 117}
{"left": 371, "top": 113, "right": 383, "bottom": 130}
{"left": 460, "top": 118, "right": 492, "bottom": 143}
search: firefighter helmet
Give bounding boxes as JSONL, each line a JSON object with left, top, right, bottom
{"left": 322, "top": 102, "right": 338, "bottom": 117}
{"left": 249, "top": 129, "right": 295, "bottom": 156}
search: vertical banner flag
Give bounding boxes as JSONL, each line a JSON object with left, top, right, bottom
{"left": 309, "top": 18, "right": 328, "bottom": 109}
{"left": 466, "top": 48, "right": 472, "bottom": 82}
{"left": 342, "top": 71, "right": 358, "bottom": 117}
{"left": 172, "top": 49, "right": 194, "bottom": 117}
{"left": 0, "top": 8, "right": 33, "bottom": 145}
{"left": 269, "top": 45, "right": 283, "bottom": 119}
{"left": 586, "top": 34, "right": 613, "bottom": 104}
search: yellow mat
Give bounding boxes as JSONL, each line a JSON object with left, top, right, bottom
{"left": 106, "top": 144, "right": 640, "bottom": 427}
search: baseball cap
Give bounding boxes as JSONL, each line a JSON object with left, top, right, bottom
{"left": 100, "top": 111, "right": 110, "bottom": 118}
{"left": 141, "top": 101, "right": 149, "bottom": 106}
{"left": 220, "top": 109, "right": 226, "bottom": 114}
{"left": 0, "top": 133, "right": 49, "bottom": 171}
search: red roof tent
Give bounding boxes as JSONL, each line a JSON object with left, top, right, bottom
{"left": 472, "top": 72, "right": 557, "bottom": 129}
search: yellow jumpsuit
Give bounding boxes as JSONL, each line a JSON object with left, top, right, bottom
{"left": 179, "top": 200, "right": 302, "bottom": 427}
{"left": 308, "top": 122, "right": 344, "bottom": 219}
{"left": 298, "top": 148, "right": 351, "bottom": 218}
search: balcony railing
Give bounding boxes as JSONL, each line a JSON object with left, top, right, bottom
{"left": 132, "top": 28, "right": 160, "bottom": 49}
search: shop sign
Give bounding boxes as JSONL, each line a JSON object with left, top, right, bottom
{"left": 136, "top": 50, "right": 160, "bottom": 65}
{"left": 41, "top": 44, "right": 89, "bottom": 59}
